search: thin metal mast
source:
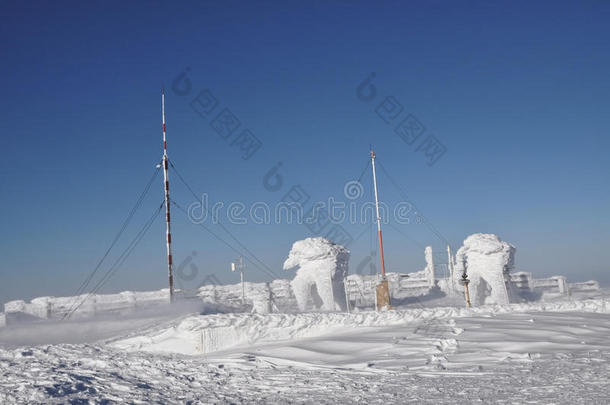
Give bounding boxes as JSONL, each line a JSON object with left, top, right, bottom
{"left": 162, "top": 89, "right": 174, "bottom": 302}
{"left": 447, "top": 245, "right": 455, "bottom": 293}
{"left": 239, "top": 256, "right": 245, "bottom": 304}
{"left": 231, "top": 257, "right": 246, "bottom": 304}
{"left": 370, "top": 150, "right": 386, "bottom": 278}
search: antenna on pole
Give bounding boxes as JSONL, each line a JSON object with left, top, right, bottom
{"left": 162, "top": 88, "right": 175, "bottom": 303}
{"left": 460, "top": 261, "right": 472, "bottom": 308}
{"left": 370, "top": 149, "right": 391, "bottom": 310}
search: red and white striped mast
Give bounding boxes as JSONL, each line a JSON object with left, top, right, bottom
{"left": 371, "top": 149, "right": 390, "bottom": 309}
{"left": 370, "top": 149, "right": 386, "bottom": 278}
{"left": 162, "top": 88, "right": 175, "bottom": 303}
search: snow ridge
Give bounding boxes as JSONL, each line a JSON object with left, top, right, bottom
{"left": 112, "top": 297, "right": 610, "bottom": 355}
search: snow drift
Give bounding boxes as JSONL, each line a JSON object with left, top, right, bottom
{"left": 111, "top": 296, "right": 610, "bottom": 356}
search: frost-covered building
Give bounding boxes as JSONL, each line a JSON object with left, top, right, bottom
{"left": 283, "top": 237, "right": 349, "bottom": 312}
{"left": 451, "top": 233, "right": 518, "bottom": 305}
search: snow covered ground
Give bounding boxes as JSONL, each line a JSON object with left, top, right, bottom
{"left": 1, "top": 289, "right": 609, "bottom": 403}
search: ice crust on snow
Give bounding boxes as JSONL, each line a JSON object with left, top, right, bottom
{"left": 453, "top": 233, "right": 518, "bottom": 305}
{"left": 283, "top": 237, "right": 349, "bottom": 311}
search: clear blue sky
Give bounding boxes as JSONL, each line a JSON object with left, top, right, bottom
{"left": 1, "top": 0, "right": 609, "bottom": 305}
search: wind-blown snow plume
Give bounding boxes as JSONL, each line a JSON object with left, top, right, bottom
{"left": 283, "top": 237, "right": 349, "bottom": 311}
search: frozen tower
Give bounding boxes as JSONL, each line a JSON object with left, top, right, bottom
{"left": 283, "top": 237, "right": 349, "bottom": 311}
{"left": 454, "top": 233, "right": 517, "bottom": 305}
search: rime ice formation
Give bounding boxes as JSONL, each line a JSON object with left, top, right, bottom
{"left": 283, "top": 237, "right": 349, "bottom": 311}
{"left": 423, "top": 246, "right": 435, "bottom": 288}
{"left": 453, "top": 233, "right": 517, "bottom": 305}
{"left": 4, "top": 236, "right": 601, "bottom": 327}
{"left": 197, "top": 279, "right": 296, "bottom": 314}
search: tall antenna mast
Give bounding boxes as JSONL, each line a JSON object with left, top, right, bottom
{"left": 162, "top": 88, "right": 175, "bottom": 303}
{"left": 370, "top": 149, "right": 386, "bottom": 278}
{"left": 370, "top": 149, "right": 390, "bottom": 309}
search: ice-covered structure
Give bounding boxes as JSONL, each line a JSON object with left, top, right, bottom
{"left": 423, "top": 246, "right": 435, "bottom": 288}
{"left": 345, "top": 246, "right": 438, "bottom": 308}
{"left": 4, "top": 235, "right": 602, "bottom": 328}
{"left": 453, "top": 233, "right": 518, "bottom": 305}
{"left": 198, "top": 280, "right": 297, "bottom": 314}
{"left": 2, "top": 290, "right": 174, "bottom": 322}
{"left": 283, "top": 237, "right": 349, "bottom": 311}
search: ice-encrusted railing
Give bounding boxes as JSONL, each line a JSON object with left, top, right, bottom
{"left": 3, "top": 289, "right": 172, "bottom": 322}
{"left": 345, "top": 270, "right": 436, "bottom": 308}
{"left": 531, "top": 276, "right": 569, "bottom": 294}
{"left": 197, "top": 279, "right": 298, "bottom": 313}
{"left": 2, "top": 280, "right": 300, "bottom": 325}
{"left": 568, "top": 280, "right": 600, "bottom": 292}
{"left": 2, "top": 274, "right": 601, "bottom": 327}
{"left": 508, "top": 273, "right": 600, "bottom": 295}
